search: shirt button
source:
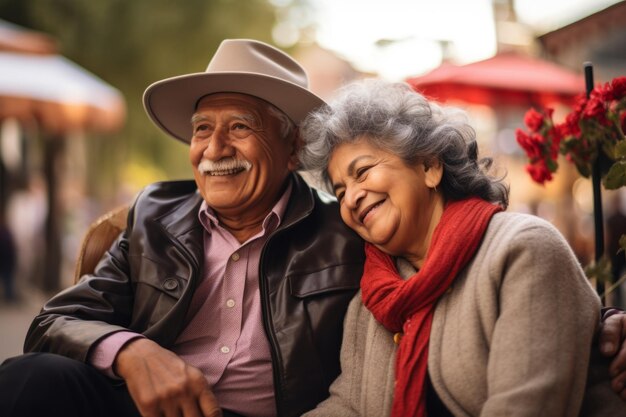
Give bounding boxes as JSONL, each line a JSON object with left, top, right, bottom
{"left": 226, "top": 299, "right": 236, "bottom": 308}
{"left": 220, "top": 346, "right": 230, "bottom": 354}
{"left": 231, "top": 252, "right": 240, "bottom": 261}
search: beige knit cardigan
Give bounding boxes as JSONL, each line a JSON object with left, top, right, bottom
{"left": 304, "top": 212, "right": 626, "bottom": 417}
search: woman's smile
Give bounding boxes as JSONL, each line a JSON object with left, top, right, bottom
{"left": 359, "top": 199, "right": 386, "bottom": 225}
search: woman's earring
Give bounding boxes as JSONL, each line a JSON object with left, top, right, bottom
{"left": 433, "top": 185, "right": 438, "bottom": 193}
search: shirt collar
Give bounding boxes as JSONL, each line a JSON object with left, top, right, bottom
{"left": 198, "top": 179, "right": 293, "bottom": 237}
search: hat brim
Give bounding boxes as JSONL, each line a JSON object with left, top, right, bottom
{"left": 143, "top": 72, "right": 326, "bottom": 143}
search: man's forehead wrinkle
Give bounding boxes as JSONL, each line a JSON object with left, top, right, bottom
{"left": 191, "top": 109, "right": 261, "bottom": 126}
{"left": 233, "top": 112, "right": 259, "bottom": 124}
{"left": 191, "top": 113, "right": 211, "bottom": 125}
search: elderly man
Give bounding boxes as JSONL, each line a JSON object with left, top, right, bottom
{"left": 1, "top": 38, "right": 626, "bottom": 417}
{"left": 0, "top": 39, "right": 364, "bottom": 417}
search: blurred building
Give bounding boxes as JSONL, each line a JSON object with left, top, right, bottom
{"left": 294, "top": 42, "right": 373, "bottom": 101}
{"left": 538, "top": 0, "right": 626, "bottom": 82}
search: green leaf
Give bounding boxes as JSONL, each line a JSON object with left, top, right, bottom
{"left": 615, "top": 140, "right": 626, "bottom": 159}
{"left": 603, "top": 161, "right": 626, "bottom": 189}
{"left": 603, "top": 142, "right": 618, "bottom": 160}
{"left": 546, "top": 158, "right": 558, "bottom": 173}
{"left": 584, "top": 256, "right": 613, "bottom": 283}
{"left": 619, "top": 234, "right": 626, "bottom": 254}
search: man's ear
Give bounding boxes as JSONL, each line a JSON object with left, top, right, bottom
{"left": 423, "top": 159, "right": 443, "bottom": 188}
{"left": 287, "top": 129, "right": 303, "bottom": 171}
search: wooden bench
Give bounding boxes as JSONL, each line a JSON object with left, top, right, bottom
{"left": 74, "top": 205, "right": 128, "bottom": 283}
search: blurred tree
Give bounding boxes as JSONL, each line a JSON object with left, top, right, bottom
{"left": 0, "top": 0, "right": 278, "bottom": 201}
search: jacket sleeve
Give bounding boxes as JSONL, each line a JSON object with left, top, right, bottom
{"left": 23, "top": 198, "right": 140, "bottom": 363}
{"left": 480, "top": 218, "right": 601, "bottom": 416}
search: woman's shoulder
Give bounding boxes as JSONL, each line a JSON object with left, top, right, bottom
{"left": 490, "top": 210, "right": 556, "bottom": 229}
{"left": 467, "top": 210, "right": 599, "bottom": 311}
{"left": 486, "top": 211, "right": 565, "bottom": 243}
{"left": 477, "top": 210, "right": 581, "bottom": 268}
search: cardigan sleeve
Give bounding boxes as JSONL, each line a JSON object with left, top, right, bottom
{"left": 303, "top": 294, "right": 364, "bottom": 417}
{"left": 480, "top": 216, "right": 601, "bottom": 416}
{"left": 304, "top": 291, "right": 397, "bottom": 417}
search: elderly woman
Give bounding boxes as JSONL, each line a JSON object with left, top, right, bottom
{"left": 299, "top": 79, "right": 622, "bottom": 417}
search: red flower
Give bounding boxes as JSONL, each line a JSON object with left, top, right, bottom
{"left": 517, "top": 75, "right": 625, "bottom": 186}
{"left": 526, "top": 161, "right": 553, "bottom": 185}
{"left": 556, "top": 122, "right": 569, "bottom": 139}
{"left": 516, "top": 128, "right": 543, "bottom": 160}
{"left": 558, "top": 112, "right": 581, "bottom": 138}
{"left": 572, "top": 93, "right": 588, "bottom": 113}
{"left": 612, "top": 76, "right": 626, "bottom": 100}
{"left": 583, "top": 95, "right": 608, "bottom": 124}
{"left": 523, "top": 108, "right": 546, "bottom": 132}
{"left": 597, "top": 81, "right": 616, "bottom": 102}
{"left": 548, "top": 127, "right": 562, "bottom": 159}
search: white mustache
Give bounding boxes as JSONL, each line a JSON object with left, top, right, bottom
{"left": 197, "top": 158, "right": 252, "bottom": 176}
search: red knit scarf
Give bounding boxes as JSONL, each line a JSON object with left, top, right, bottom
{"left": 361, "top": 197, "right": 502, "bottom": 417}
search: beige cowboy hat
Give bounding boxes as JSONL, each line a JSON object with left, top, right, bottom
{"left": 143, "top": 38, "right": 325, "bottom": 143}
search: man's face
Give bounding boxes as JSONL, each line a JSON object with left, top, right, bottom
{"left": 189, "top": 93, "right": 298, "bottom": 222}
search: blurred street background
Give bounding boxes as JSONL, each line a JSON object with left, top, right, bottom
{"left": 1, "top": 0, "right": 625, "bottom": 362}
{"left": 0, "top": 286, "right": 46, "bottom": 361}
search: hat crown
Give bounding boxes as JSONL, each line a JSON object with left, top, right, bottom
{"left": 206, "top": 39, "right": 308, "bottom": 88}
{"left": 143, "top": 38, "right": 325, "bottom": 143}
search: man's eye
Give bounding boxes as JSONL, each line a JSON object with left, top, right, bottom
{"left": 194, "top": 124, "right": 211, "bottom": 133}
{"left": 232, "top": 123, "right": 251, "bottom": 130}
{"left": 336, "top": 191, "right": 345, "bottom": 203}
{"left": 230, "top": 123, "right": 255, "bottom": 138}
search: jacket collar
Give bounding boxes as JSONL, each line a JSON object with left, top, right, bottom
{"left": 157, "top": 190, "right": 204, "bottom": 235}
{"left": 276, "top": 173, "right": 314, "bottom": 232}
{"left": 153, "top": 189, "right": 205, "bottom": 271}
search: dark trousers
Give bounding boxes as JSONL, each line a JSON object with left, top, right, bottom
{"left": 0, "top": 352, "right": 141, "bottom": 417}
{"left": 0, "top": 352, "right": 245, "bottom": 417}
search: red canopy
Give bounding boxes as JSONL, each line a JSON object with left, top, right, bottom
{"left": 406, "top": 52, "right": 585, "bottom": 107}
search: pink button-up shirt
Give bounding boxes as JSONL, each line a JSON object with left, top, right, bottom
{"left": 90, "top": 183, "right": 292, "bottom": 417}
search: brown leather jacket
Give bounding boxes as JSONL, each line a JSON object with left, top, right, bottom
{"left": 24, "top": 173, "right": 365, "bottom": 417}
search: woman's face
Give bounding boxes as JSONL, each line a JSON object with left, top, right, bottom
{"left": 327, "top": 137, "right": 442, "bottom": 259}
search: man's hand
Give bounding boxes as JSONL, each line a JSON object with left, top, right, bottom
{"left": 599, "top": 312, "right": 626, "bottom": 399}
{"left": 115, "top": 338, "right": 222, "bottom": 417}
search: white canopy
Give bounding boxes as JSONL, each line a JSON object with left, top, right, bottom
{"left": 0, "top": 51, "right": 124, "bottom": 112}
{"left": 0, "top": 19, "right": 125, "bottom": 133}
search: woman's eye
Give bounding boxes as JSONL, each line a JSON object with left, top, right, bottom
{"left": 355, "top": 166, "right": 371, "bottom": 179}
{"left": 336, "top": 191, "right": 345, "bottom": 203}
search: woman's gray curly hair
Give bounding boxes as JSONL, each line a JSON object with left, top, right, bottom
{"left": 299, "top": 79, "right": 509, "bottom": 208}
